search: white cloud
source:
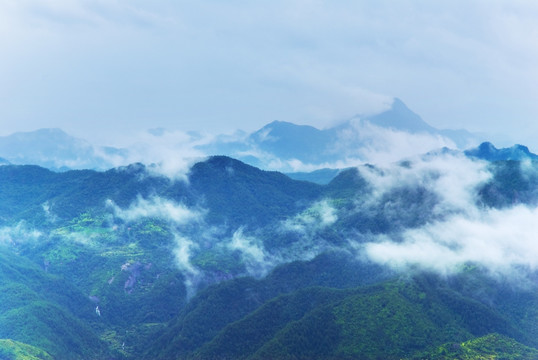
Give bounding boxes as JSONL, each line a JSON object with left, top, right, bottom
{"left": 173, "top": 233, "right": 200, "bottom": 298}
{"left": 227, "top": 228, "right": 272, "bottom": 277}
{"left": 107, "top": 195, "right": 206, "bottom": 295}
{"left": 0, "top": 222, "right": 43, "bottom": 247}
{"left": 332, "top": 119, "right": 458, "bottom": 165}
{"left": 357, "top": 152, "right": 491, "bottom": 216}
{"left": 42, "top": 201, "right": 58, "bottom": 223}
{"left": 97, "top": 129, "right": 210, "bottom": 180}
{"left": 354, "top": 153, "right": 538, "bottom": 280}
{"left": 107, "top": 196, "right": 203, "bottom": 224}
{"left": 281, "top": 199, "right": 337, "bottom": 234}
{"left": 58, "top": 230, "right": 99, "bottom": 247}
{"left": 364, "top": 205, "right": 538, "bottom": 277}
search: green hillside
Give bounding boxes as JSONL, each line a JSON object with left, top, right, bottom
{"left": 0, "top": 249, "right": 110, "bottom": 359}
{"left": 192, "top": 276, "right": 526, "bottom": 360}
{"left": 409, "top": 333, "right": 538, "bottom": 359}
{"left": 1, "top": 156, "right": 538, "bottom": 359}
{"left": 0, "top": 339, "right": 53, "bottom": 360}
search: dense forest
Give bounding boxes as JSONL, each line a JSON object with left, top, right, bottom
{"left": 2, "top": 154, "right": 538, "bottom": 359}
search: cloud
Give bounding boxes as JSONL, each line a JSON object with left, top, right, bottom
{"left": 55, "top": 230, "right": 101, "bottom": 247}
{"left": 356, "top": 151, "right": 491, "bottom": 217}
{"left": 332, "top": 119, "right": 458, "bottom": 166}
{"left": 364, "top": 205, "right": 538, "bottom": 278}
{"left": 281, "top": 199, "right": 337, "bottom": 234}
{"left": 227, "top": 228, "right": 273, "bottom": 277}
{"left": 353, "top": 153, "right": 538, "bottom": 280}
{"left": 97, "top": 129, "right": 210, "bottom": 180}
{"left": 218, "top": 118, "right": 462, "bottom": 174}
{"left": 107, "top": 195, "right": 205, "bottom": 295}
{"left": 259, "top": 199, "right": 342, "bottom": 265}
{"left": 173, "top": 233, "right": 200, "bottom": 299}
{"left": 107, "top": 196, "right": 203, "bottom": 224}
{"left": 42, "top": 202, "right": 58, "bottom": 223}
{"left": 1, "top": 1, "right": 165, "bottom": 31}
{"left": 0, "top": 222, "right": 43, "bottom": 247}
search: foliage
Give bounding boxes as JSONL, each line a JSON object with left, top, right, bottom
{"left": 478, "top": 160, "right": 538, "bottom": 208}
{"left": 2, "top": 157, "right": 538, "bottom": 359}
{"left": 409, "top": 333, "right": 538, "bottom": 359}
{"left": 0, "top": 339, "right": 53, "bottom": 360}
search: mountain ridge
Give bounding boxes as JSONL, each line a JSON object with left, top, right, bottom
{"left": 465, "top": 141, "right": 538, "bottom": 161}
{"left": 0, "top": 98, "right": 482, "bottom": 172}
{"left": 2, "top": 154, "right": 538, "bottom": 358}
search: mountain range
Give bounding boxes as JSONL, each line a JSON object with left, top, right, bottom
{"left": 3, "top": 99, "right": 538, "bottom": 359}
{"left": 0, "top": 98, "right": 483, "bottom": 173}
{"left": 198, "top": 98, "right": 481, "bottom": 169}
{"left": 1, "top": 149, "right": 538, "bottom": 358}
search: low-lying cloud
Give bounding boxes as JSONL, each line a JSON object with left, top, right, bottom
{"left": 333, "top": 119, "right": 458, "bottom": 165}
{"left": 227, "top": 228, "right": 273, "bottom": 277}
{"left": 355, "top": 153, "right": 538, "bottom": 280}
{"left": 365, "top": 205, "right": 538, "bottom": 278}
{"left": 107, "top": 195, "right": 205, "bottom": 295}
{"left": 107, "top": 196, "right": 203, "bottom": 224}
{"left": 98, "top": 129, "right": 211, "bottom": 180}
{"left": 357, "top": 151, "right": 491, "bottom": 216}
{"left": 173, "top": 233, "right": 201, "bottom": 298}
{"left": 0, "top": 222, "right": 43, "bottom": 247}
{"left": 281, "top": 199, "right": 337, "bottom": 234}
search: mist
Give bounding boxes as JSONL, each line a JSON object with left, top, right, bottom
{"left": 353, "top": 153, "right": 538, "bottom": 281}
{"left": 107, "top": 196, "right": 203, "bottom": 224}
{"left": 364, "top": 205, "right": 538, "bottom": 278}
{"left": 9, "top": 139, "right": 538, "bottom": 298}
{"left": 98, "top": 129, "right": 211, "bottom": 180}
{"left": 331, "top": 119, "right": 459, "bottom": 166}
{"left": 0, "top": 222, "right": 43, "bottom": 247}
{"left": 227, "top": 228, "right": 273, "bottom": 278}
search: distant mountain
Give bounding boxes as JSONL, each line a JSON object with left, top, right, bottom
{"left": 0, "top": 98, "right": 482, "bottom": 172}
{"left": 199, "top": 120, "right": 340, "bottom": 168}
{"left": 0, "top": 128, "right": 121, "bottom": 171}
{"left": 365, "top": 97, "right": 438, "bottom": 133}
{"left": 202, "top": 98, "right": 481, "bottom": 170}
{"left": 248, "top": 121, "right": 337, "bottom": 164}
{"left": 286, "top": 138, "right": 538, "bottom": 185}
{"left": 465, "top": 141, "right": 538, "bottom": 161}
{"left": 365, "top": 98, "right": 479, "bottom": 148}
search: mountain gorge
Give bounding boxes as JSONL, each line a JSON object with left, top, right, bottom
{"left": 2, "top": 100, "right": 538, "bottom": 359}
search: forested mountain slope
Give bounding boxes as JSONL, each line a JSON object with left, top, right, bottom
{"left": 2, "top": 154, "right": 538, "bottom": 359}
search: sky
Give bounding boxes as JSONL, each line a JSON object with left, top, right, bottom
{"left": 1, "top": 0, "right": 538, "bottom": 148}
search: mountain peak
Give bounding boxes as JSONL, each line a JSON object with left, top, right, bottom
{"left": 364, "top": 98, "right": 437, "bottom": 134}
{"left": 391, "top": 97, "right": 408, "bottom": 111}
{"left": 465, "top": 141, "right": 538, "bottom": 161}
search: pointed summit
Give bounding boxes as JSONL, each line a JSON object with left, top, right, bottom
{"left": 201, "top": 97, "right": 481, "bottom": 170}
{"left": 364, "top": 98, "right": 437, "bottom": 134}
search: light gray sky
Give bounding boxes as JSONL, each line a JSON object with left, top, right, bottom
{"left": 1, "top": 1, "right": 537, "bottom": 148}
